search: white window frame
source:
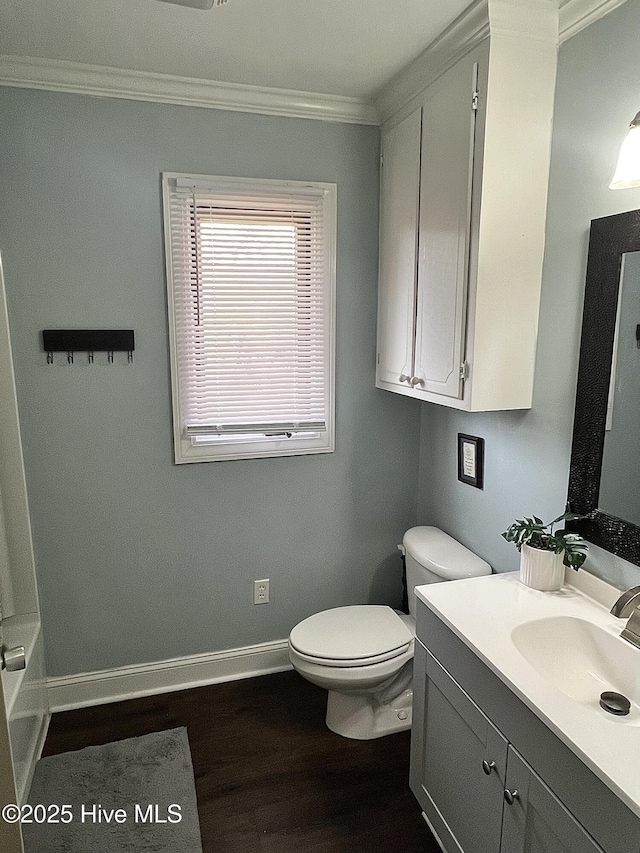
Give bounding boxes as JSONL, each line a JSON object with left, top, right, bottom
{"left": 162, "top": 173, "right": 336, "bottom": 463}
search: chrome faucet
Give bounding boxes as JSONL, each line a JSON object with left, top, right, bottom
{"left": 611, "top": 586, "right": 640, "bottom": 649}
{"left": 611, "top": 586, "right": 640, "bottom": 617}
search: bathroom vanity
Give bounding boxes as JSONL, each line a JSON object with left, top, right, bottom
{"left": 410, "top": 572, "right": 640, "bottom": 853}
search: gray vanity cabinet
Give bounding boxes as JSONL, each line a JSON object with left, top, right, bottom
{"left": 501, "top": 747, "right": 603, "bottom": 853}
{"left": 415, "top": 640, "right": 508, "bottom": 852}
{"left": 412, "top": 602, "right": 640, "bottom": 853}
{"left": 412, "top": 639, "right": 604, "bottom": 853}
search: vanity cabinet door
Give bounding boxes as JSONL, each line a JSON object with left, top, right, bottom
{"left": 410, "top": 641, "right": 508, "bottom": 853}
{"left": 500, "top": 746, "right": 605, "bottom": 853}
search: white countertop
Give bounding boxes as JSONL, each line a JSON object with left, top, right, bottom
{"left": 415, "top": 570, "right": 640, "bottom": 819}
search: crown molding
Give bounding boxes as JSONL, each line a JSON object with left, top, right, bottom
{"left": 0, "top": 0, "right": 627, "bottom": 127}
{"left": 375, "top": 0, "right": 629, "bottom": 126}
{"left": 375, "top": 0, "right": 490, "bottom": 126}
{"left": 0, "top": 54, "right": 379, "bottom": 125}
{"left": 559, "top": 0, "right": 630, "bottom": 42}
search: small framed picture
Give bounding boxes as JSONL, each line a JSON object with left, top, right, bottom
{"left": 458, "top": 434, "right": 484, "bottom": 489}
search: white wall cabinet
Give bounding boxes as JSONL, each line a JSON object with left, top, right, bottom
{"left": 376, "top": 1, "right": 558, "bottom": 411}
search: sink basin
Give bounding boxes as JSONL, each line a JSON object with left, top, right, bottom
{"left": 511, "top": 616, "right": 640, "bottom": 717}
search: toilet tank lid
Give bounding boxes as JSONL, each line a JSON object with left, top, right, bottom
{"left": 403, "top": 526, "right": 491, "bottom": 579}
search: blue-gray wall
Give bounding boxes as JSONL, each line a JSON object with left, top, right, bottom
{"left": 417, "top": 0, "right": 640, "bottom": 589}
{"left": 5, "top": 0, "right": 640, "bottom": 679}
{"left": 0, "top": 89, "right": 420, "bottom": 676}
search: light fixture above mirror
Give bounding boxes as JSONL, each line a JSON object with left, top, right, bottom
{"left": 610, "top": 112, "right": 640, "bottom": 189}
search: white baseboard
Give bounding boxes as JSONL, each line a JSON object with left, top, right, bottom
{"left": 46, "top": 639, "right": 292, "bottom": 713}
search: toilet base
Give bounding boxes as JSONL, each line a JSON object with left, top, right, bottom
{"left": 325, "top": 688, "right": 413, "bottom": 740}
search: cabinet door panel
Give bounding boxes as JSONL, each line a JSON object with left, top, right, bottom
{"left": 376, "top": 108, "right": 421, "bottom": 390}
{"left": 415, "top": 646, "right": 507, "bottom": 853}
{"left": 501, "top": 747, "right": 605, "bottom": 853}
{"left": 414, "top": 56, "right": 477, "bottom": 398}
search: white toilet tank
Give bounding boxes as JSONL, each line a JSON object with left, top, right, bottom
{"left": 403, "top": 526, "right": 491, "bottom": 619}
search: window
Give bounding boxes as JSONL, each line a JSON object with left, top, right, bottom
{"left": 162, "top": 173, "right": 336, "bottom": 463}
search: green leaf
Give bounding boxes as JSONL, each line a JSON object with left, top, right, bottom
{"left": 503, "top": 510, "right": 588, "bottom": 570}
{"left": 551, "top": 511, "right": 585, "bottom": 525}
{"left": 563, "top": 549, "right": 587, "bottom": 569}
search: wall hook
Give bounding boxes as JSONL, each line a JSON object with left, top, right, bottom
{"left": 41, "top": 330, "right": 135, "bottom": 365}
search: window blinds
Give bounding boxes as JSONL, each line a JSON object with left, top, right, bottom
{"left": 165, "top": 177, "right": 332, "bottom": 440}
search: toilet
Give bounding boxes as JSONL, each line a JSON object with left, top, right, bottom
{"left": 288, "top": 526, "right": 491, "bottom": 740}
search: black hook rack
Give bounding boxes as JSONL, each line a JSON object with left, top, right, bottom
{"left": 42, "top": 330, "right": 135, "bottom": 364}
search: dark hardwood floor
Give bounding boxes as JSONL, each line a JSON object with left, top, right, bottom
{"left": 44, "top": 670, "right": 439, "bottom": 852}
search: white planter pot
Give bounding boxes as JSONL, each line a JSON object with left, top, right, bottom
{"left": 519, "top": 544, "right": 565, "bottom": 591}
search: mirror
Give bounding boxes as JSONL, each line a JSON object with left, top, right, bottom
{"left": 599, "top": 251, "right": 640, "bottom": 526}
{"left": 568, "top": 209, "right": 640, "bottom": 566}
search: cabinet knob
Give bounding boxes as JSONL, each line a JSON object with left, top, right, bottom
{"left": 504, "top": 789, "right": 519, "bottom": 806}
{"left": 482, "top": 759, "right": 496, "bottom": 776}
{"left": 410, "top": 376, "right": 423, "bottom": 387}
{"left": 2, "top": 645, "right": 26, "bottom": 672}
{"left": 399, "top": 374, "right": 410, "bottom": 383}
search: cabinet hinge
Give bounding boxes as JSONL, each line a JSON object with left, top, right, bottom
{"left": 460, "top": 361, "right": 470, "bottom": 381}
{"left": 380, "top": 153, "right": 384, "bottom": 169}
{"left": 472, "top": 90, "right": 479, "bottom": 112}
{"left": 377, "top": 352, "right": 381, "bottom": 365}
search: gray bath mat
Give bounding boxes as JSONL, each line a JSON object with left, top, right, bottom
{"left": 23, "top": 727, "right": 203, "bottom": 853}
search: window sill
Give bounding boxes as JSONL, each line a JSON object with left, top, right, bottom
{"left": 174, "top": 435, "right": 335, "bottom": 464}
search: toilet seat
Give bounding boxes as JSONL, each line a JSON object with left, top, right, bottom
{"left": 289, "top": 605, "right": 413, "bottom": 667}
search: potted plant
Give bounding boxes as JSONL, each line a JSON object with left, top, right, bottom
{"left": 502, "top": 511, "right": 587, "bottom": 591}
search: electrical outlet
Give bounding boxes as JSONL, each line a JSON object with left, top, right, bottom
{"left": 253, "top": 578, "right": 270, "bottom": 605}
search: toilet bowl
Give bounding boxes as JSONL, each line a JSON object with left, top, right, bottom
{"left": 288, "top": 527, "right": 491, "bottom": 740}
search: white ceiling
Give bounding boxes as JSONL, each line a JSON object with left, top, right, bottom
{"left": 0, "top": 0, "right": 472, "bottom": 100}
